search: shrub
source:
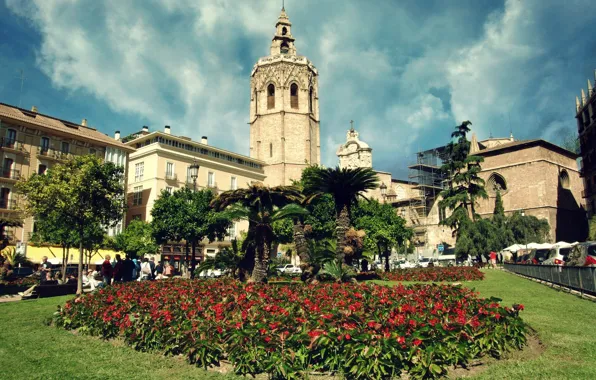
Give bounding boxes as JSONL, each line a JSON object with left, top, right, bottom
{"left": 55, "top": 279, "right": 524, "bottom": 379}
{"left": 380, "top": 267, "right": 484, "bottom": 282}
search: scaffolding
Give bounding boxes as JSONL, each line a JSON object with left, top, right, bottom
{"left": 407, "top": 146, "right": 449, "bottom": 251}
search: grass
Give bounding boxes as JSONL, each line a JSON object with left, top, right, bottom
{"left": 1, "top": 270, "right": 595, "bottom": 379}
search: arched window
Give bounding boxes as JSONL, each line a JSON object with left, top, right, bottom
{"left": 290, "top": 83, "right": 298, "bottom": 109}
{"left": 309, "top": 87, "right": 313, "bottom": 113}
{"left": 280, "top": 41, "right": 289, "bottom": 54}
{"left": 282, "top": 27, "right": 287, "bottom": 35}
{"left": 487, "top": 173, "right": 507, "bottom": 194}
{"left": 254, "top": 88, "right": 258, "bottom": 114}
{"left": 267, "top": 84, "right": 275, "bottom": 109}
{"left": 559, "top": 170, "right": 570, "bottom": 189}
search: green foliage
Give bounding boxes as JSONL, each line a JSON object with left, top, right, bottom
{"left": 151, "top": 187, "right": 231, "bottom": 276}
{"left": 352, "top": 199, "right": 412, "bottom": 270}
{"left": 17, "top": 154, "right": 125, "bottom": 293}
{"left": 455, "top": 209, "right": 550, "bottom": 259}
{"left": 115, "top": 220, "right": 159, "bottom": 258}
{"left": 589, "top": 216, "right": 596, "bottom": 241}
{"left": 439, "top": 121, "right": 488, "bottom": 236}
{"left": 303, "top": 166, "right": 379, "bottom": 262}
{"left": 195, "top": 239, "right": 244, "bottom": 278}
{"left": 1, "top": 246, "right": 30, "bottom": 267}
{"left": 320, "top": 260, "right": 356, "bottom": 283}
{"left": 211, "top": 184, "right": 306, "bottom": 282}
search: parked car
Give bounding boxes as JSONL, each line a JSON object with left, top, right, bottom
{"left": 515, "top": 249, "right": 532, "bottom": 264}
{"left": 198, "top": 269, "right": 222, "bottom": 278}
{"left": 566, "top": 242, "right": 596, "bottom": 267}
{"left": 543, "top": 245, "right": 574, "bottom": 266}
{"left": 276, "top": 264, "right": 302, "bottom": 275}
{"left": 417, "top": 257, "right": 438, "bottom": 268}
{"left": 393, "top": 260, "right": 416, "bottom": 269}
{"left": 528, "top": 249, "right": 551, "bottom": 265}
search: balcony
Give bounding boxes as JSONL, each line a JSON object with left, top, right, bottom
{"left": 0, "top": 138, "right": 28, "bottom": 156}
{"left": 0, "top": 169, "right": 20, "bottom": 182}
{"left": 165, "top": 172, "right": 178, "bottom": 181}
{"left": 0, "top": 199, "right": 18, "bottom": 211}
{"left": 36, "top": 146, "right": 73, "bottom": 161}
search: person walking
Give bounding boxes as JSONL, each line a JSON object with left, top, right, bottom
{"left": 149, "top": 257, "right": 156, "bottom": 280}
{"left": 122, "top": 255, "right": 135, "bottom": 282}
{"left": 102, "top": 255, "right": 113, "bottom": 286}
{"left": 140, "top": 258, "right": 152, "bottom": 281}
{"left": 155, "top": 261, "right": 164, "bottom": 279}
{"left": 489, "top": 251, "right": 497, "bottom": 269}
{"left": 39, "top": 256, "right": 52, "bottom": 284}
{"left": 113, "top": 254, "right": 123, "bottom": 282}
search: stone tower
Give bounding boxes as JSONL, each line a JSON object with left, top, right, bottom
{"left": 336, "top": 123, "right": 373, "bottom": 170}
{"left": 249, "top": 7, "right": 321, "bottom": 186}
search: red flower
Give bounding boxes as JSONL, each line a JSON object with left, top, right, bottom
{"left": 413, "top": 339, "right": 422, "bottom": 346}
{"left": 345, "top": 334, "right": 351, "bottom": 340}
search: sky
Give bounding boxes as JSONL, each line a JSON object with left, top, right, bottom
{"left": 1, "top": 0, "right": 595, "bottom": 179}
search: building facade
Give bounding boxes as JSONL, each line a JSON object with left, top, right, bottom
{"left": 576, "top": 71, "right": 596, "bottom": 216}
{"left": 123, "top": 125, "right": 266, "bottom": 262}
{"left": 0, "top": 102, "right": 132, "bottom": 244}
{"left": 473, "top": 139, "right": 586, "bottom": 243}
{"left": 249, "top": 7, "right": 321, "bottom": 186}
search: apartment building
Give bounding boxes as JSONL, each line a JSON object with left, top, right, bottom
{"left": 123, "top": 125, "right": 267, "bottom": 263}
{"left": 0, "top": 102, "right": 133, "bottom": 244}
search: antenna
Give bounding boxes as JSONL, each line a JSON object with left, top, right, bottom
{"left": 16, "top": 69, "right": 26, "bottom": 108}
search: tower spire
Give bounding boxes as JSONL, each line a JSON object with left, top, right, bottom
{"left": 270, "top": 5, "right": 296, "bottom": 56}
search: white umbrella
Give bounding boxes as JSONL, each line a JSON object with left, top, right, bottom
{"left": 503, "top": 244, "right": 524, "bottom": 252}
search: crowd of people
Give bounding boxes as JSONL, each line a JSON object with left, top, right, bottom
{"left": 100, "top": 254, "right": 175, "bottom": 287}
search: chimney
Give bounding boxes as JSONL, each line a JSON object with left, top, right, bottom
{"left": 201, "top": 136, "right": 208, "bottom": 145}
{"left": 31, "top": 106, "right": 38, "bottom": 113}
{"left": 142, "top": 125, "right": 149, "bottom": 134}
{"left": 164, "top": 125, "right": 171, "bottom": 134}
{"left": 114, "top": 131, "right": 121, "bottom": 140}
{"left": 81, "top": 118, "right": 87, "bottom": 127}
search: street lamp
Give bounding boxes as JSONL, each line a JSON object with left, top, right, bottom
{"left": 189, "top": 158, "right": 200, "bottom": 191}
{"left": 380, "top": 182, "right": 387, "bottom": 201}
{"left": 520, "top": 209, "right": 525, "bottom": 217}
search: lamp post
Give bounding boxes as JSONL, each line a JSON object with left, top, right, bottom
{"left": 520, "top": 209, "right": 527, "bottom": 260}
{"left": 380, "top": 182, "right": 387, "bottom": 202}
{"left": 188, "top": 158, "right": 200, "bottom": 278}
{"left": 189, "top": 159, "right": 200, "bottom": 192}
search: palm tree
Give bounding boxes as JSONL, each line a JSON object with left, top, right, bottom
{"left": 303, "top": 167, "right": 379, "bottom": 263}
{"left": 211, "top": 183, "right": 305, "bottom": 283}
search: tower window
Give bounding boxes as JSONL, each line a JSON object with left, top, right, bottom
{"left": 282, "top": 27, "right": 287, "bottom": 35}
{"left": 290, "top": 83, "right": 298, "bottom": 109}
{"left": 270, "top": 143, "right": 273, "bottom": 158}
{"left": 280, "top": 41, "right": 289, "bottom": 54}
{"left": 559, "top": 170, "right": 570, "bottom": 189}
{"left": 309, "top": 87, "right": 314, "bottom": 113}
{"left": 254, "top": 88, "right": 258, "bottom": 114}
{"left": 267, "top": 84, "right": 275, "bottom": 109}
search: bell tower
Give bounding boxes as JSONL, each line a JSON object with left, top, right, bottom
{"left": 249, "top": 7, "right": 321, "bottom": 186}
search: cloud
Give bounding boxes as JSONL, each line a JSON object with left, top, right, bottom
{"left": 4, "top": 0, "right": 596, "bottom": 177}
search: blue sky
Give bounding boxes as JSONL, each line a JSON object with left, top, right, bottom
{"left": 1, "top": 0, "right": 595, "bottom": 179}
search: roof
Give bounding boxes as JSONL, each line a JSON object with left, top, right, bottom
{"left": 0, "top": 102, "right": 134, "bottom": 152}
{"left": 473, "top": 139, "right": 578, "bottom": 159}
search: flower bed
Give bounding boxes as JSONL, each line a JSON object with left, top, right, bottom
{"left": 380, "top": 267, "right": 485, "bottom": 282}
{"left": 55, "top": 279, "right": 525, "bottom": 379}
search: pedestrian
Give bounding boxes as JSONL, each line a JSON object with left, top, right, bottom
{"left": 132, "top": 258, "right": 141, "bottom": 280}
{"left": 149, "top": 257, "right": 156, "bottom": 280}
{"left": 113, "top": 254, "right": 123, "bottom": 282}
{"left": 102, "top": 255, "right": 113, "bottom": 286}
{"left": 140, "top": 258, "right": 152, "bottom": 281}
{"left": 155, "top": 261, "right": 164, "bottom": 279}
{"left": 164, "top": 262, "right": 173, "bottom": 277}
{"left": 39, "top": 256, "right": 52, "bottom": 284}
{"left": 489, "top": 251, "right": 497, "bottom": 269}
{"left": 122, "top": 255, "right": 135, "bottom": 282}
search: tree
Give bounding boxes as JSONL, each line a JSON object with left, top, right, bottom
{"left": 211, "top": 184, "right": 305, "bottom": 283}
{"left": 18, "top": 155, "right": 125, "bottom": 294}
{"left": 439, "top": 121, "right": 488, "bottom": 237}
{"left": 151, "top": 188, "right": 230, "bottom": 278}
{"left": 115, "top": 220, "right": 159, "bottom": 259}
{"left": 352, "top": 199, "right": 412, "bottom": 272}
{"left": 303, "top": 166, "right": 379, "bottom": 263}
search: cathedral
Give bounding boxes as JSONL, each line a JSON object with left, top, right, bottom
{"left": 249, "top": 7, "right": 321, "bottom": 186}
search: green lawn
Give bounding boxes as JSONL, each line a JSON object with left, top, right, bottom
{"left": 1, "top": 270, "right": 595, "bottom": 379}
